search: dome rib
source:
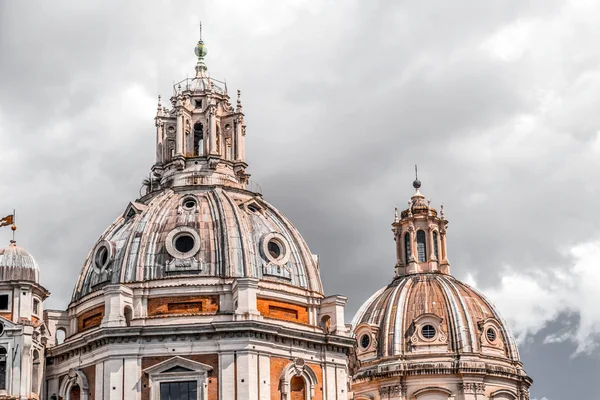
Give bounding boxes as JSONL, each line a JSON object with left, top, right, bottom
{"left": 352, "top": 273, "right": 521, "bottom": 362}
{"left": 71, "top": 187, "right": 324, "bottom": 302}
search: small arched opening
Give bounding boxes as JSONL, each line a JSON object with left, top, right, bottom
{"left": 32, "top": 349, "right": 41, "bottom": 394}
{"left": 124, "top": 306, "right": 133, "bottom": 327}
{"left": 290, "top": 376, "right": 305, "bottom": 400}
{"left": 193, "top": 122, "right": 204, "bottom": 156}
{"left": 69, "top": 384, "right": 81, "bottom": 400}
{"left": 319, "top": 315, "right": 331, "bottom": 334}
{"left": 56, "top": 328, "right": 67, "bottom": 345}
{"left": 416, "top": 230, "right": 427, "bottom": 262}
{"left": 433, "top": 231, "right": 439, "bottom": 260}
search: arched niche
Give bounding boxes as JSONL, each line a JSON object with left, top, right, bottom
{"left": 279, "top": 359, "right": 318, "bottom": 400}
{"left": 58, "top": 368, "right": 90, "bottom": 400}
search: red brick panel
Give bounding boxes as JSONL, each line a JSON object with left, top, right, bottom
{"left": 256, "top": 298, "right": 308, "bottom": 324}
{"left": 147, "top": 295, "right": 219, "bottom": 317}
{"left": 77, "top": 305, "right": 105, "bottom": 333}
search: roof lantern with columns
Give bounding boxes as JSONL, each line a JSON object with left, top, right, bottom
{"left": 392, "top": 173, "right": 449, "bottom": 277}
{"left": 151, "top": 29, "right": 249, "bottom": 192}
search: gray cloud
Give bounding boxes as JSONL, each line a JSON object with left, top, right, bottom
{"left": 1, "top": 1, "right": 598, "bottom": 398}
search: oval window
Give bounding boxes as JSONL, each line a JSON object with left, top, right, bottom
{"left": 421, "top": 324, "right": 436, "bottom": 339}
{"left": 182, "top": 197, "right": 197, "bottom": 210}
{"left": 268, "top": 240, "right": 282, "bottom": 259}
{"left": 360, "top": 334, "right": 371, "bottom": 349}
{"left": 95, "top": 246, "right": 108, "bottom": 268}
{"left": 487, "top": 327, "right": 497, "bottom": 343}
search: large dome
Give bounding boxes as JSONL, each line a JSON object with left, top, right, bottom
{"left": 0, "top": 241, "right": 40, "bottom": 283}
{"left": 352, "top": 273, "right": 520, "bottom": 361}
{"left": 72, "top": 186, "right": 323, "bottom": 301}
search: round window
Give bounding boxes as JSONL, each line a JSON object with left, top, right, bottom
{"left": 486, "top": 327, "right": 497, "bottom": 343}
{"left": 174, "top": 234, "right": 195, "bottom": 253}
{"left": 360, "top": 334, "right": 371, "bottom": 349}
{"left": 421, "top": 324, "right": 436, "bottom": 339}
{"left": 165, "top": 227, "right": 201, "bottom": 259}
{"left": 262, "top": 233, "right": 290, "bottom": 265}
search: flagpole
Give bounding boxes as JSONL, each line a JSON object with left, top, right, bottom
{"left": 12, "top": 209, "right": 15, "bottom": 242}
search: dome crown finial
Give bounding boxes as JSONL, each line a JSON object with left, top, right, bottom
{"left": 413, "top": 164, "right": 421, "bottom": 190}
{"left": 194, "top": 22, "right": 208, "bottom": 75}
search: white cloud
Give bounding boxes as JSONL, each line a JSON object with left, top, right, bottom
{"left": 470, "top": 239, "right": 600, "bottom": 355}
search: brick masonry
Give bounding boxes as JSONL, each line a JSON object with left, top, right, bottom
{"left": 147, "top": 295, "right": 219, "bottom": 317}
{"left": 77, "top": 305, "right": 105, "bottom": 333}
{"left": 270, "top": 356, "right": 323, "bottom": 400}
{"left": 256, "top": 298, "right": 309, "bottom": 325}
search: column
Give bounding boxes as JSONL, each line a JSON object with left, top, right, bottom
{"left": 104, "top": 359, "right": 123, "bottom": 400}
{"left": 258, "top": 354, "right": 270, "bottom": 400}
{"left": 123, "top": 358, "right": 141, "bottom": 400}
{"left": 175, "top": 111, "right": 184, "bottom": 157}
{"left": 95, "top": 362, "right": 104, "bottom": 399}
{"left": 219, "top": 353, "right": 235, "bottom": 400}
{"left": 209, "top": 107, "right": 217, "bottom": 154}
{"left": 236, "top": 351, "right": 259, "bottom": 399}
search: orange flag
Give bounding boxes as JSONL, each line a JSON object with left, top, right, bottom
{"left": 0, "top": 215, "right": 14, "bottom": 228}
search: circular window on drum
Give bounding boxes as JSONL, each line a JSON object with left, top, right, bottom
{"left": 486, "top": 327, "right": 497, "bottom": 343}
{"left": 92, "top": 240, "right": 114, "bottom": 273}
{"left": 261, "top": 232, "right": 291, "bottom": 265}
{"left": 166, "top": 227, "right": 201, "bottom": 259}
{"left": 421, "top": 324, "right": 437, "bottom": 340}
{"left": 359, "top": 333, "right": 371, "bottom": 349}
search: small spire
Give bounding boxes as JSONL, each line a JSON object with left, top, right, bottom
{"left": 394, "top": 206, "right": 399, "bottom": 223}
{"left": 194, "top": 22, "right": 208, "bottom": 76}
{"left": 440, "top": 203, "right": 445, "bottom": 219}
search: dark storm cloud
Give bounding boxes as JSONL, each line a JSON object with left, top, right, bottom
{"left": 1, "top": 1, "right": 598, "bottom": 398}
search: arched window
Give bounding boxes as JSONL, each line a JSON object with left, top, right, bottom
{"left": 124, "top": 306, "right": 133, "bottom": 327}
{"left": 404, "top": 233, "right": 412, "bottom": 264}
{"left": 433, "top": 231, "right": 439, "bottom": 259}
{"left": 32, "top": 350, "right": 40, "bottom": 394}
{"left": 416, "top": 230, "right": 427, "bottom": 262}
{"left": 56, "top": 328, "right": 66, "bottom": 345}
{"left": 0, "top": 346, "right": 6, "bottom": 390}
{"left": 193, "top": 123, "right": 203, "bottom": 156}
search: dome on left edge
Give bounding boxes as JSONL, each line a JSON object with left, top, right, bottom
{"left": 0, "top": 241, "right": 40, "bottom": 283}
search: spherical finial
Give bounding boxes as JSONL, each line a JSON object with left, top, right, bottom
{"left": 413, "top": 179, "right": 421, "bottom": 189}
{"left": 194, "top": 41, "right": 207, "bottom": 59}
{"left": 11, "top": 225, "right": 16, "bottom": 232}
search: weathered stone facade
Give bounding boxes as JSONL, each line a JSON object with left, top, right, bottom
{"left": 0, "top": 32, "right": 532, "bottom": 400}
{"left": 350, "top": 180, "right": 533, "bottom": 399}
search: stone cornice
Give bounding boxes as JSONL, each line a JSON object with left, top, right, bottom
{"left": 46, "top": 320, "right": 355, "bottom": 365}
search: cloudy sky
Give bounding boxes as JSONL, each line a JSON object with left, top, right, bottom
{"left": 1, "top": 1, "right": 599, "bottom": 398}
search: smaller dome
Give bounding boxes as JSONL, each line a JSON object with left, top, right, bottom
{"left": 0, "top": 241, "right": 40, "bottom": 283}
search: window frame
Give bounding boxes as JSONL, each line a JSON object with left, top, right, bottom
{"left": 0, "top": 294, "right": 10, "bottom": 312}
{"left": 416, "top": 230, "right": 427, "bottom": 262}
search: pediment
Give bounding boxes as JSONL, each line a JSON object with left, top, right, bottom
{"left": 238, "top": 197, "right": 265, "bottom": 214}
{"left": 123, "top": 202, "right": 148, "bottom": 220}
{"left": 143, "top": 356, "right": 213, "bottom": 375}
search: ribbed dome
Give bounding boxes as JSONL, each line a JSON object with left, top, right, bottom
{"left": 352, "top": 273, "right": 520, "bottom": 361}
{"left": 0, "top": 241, "right": 40, "bottom": 283}
{"left": 72, "top": 186, "right": 323, "bottom": 301}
